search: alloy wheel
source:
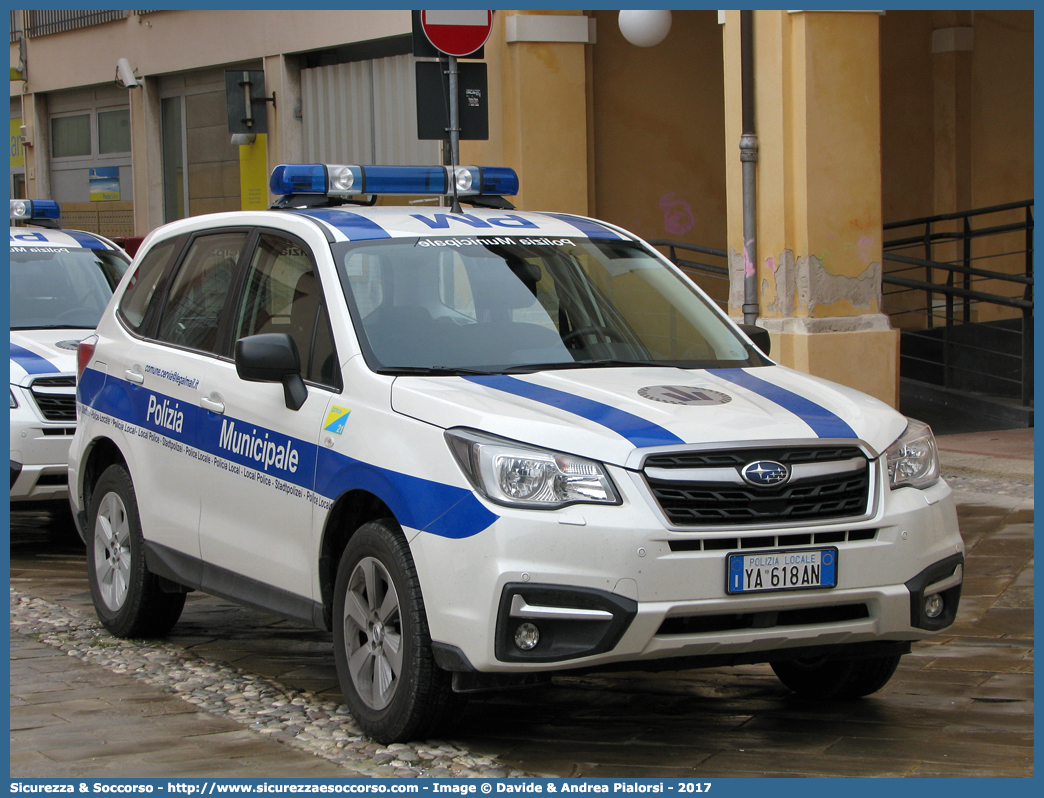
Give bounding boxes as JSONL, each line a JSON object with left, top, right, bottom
{"left": 342, "top": 556, "right": 403, "bottom": 710}
{"left": 94, "top": 491, "right": 131, "bottom": 611}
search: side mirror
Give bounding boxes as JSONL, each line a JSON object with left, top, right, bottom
{"left": 737, "top": 323, "right": 771, "bottom": 357}
{"left": 235, "top": 333, "right": 308, "bottom": 411}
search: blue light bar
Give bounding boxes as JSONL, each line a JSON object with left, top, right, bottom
{"left": 269, "top": 164, "right": 327, "bottom": 195}
{"left": 366, "top": 166, "right": 449, "bottom": 195}
{"left": 10, "top": 199, "right": 60, "bottom": 221}
{"left": 478, "top": 168, "right": 520, "bottom": 197}
{"left": 269, "top": 164, "right": 519, "bottom": 198}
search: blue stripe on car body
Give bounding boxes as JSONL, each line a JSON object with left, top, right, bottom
{"left": 711, "top": 368, "right": 857, "bottom": 439}
{"left": 462, "top": 374, "right": 684, "bottom": 449}
{"left": 537, "top": 213, "right": 623, "bottom": 240}
{"left": 62, "top": 230, "right": 108, "bottom": 249}
{"left": 10, "top": 343, "right": 60, "bottom": 374}
{"left": 77, "top": 368, "right": 497, "bottom": 539}
{"left": 291, "top": 209, "right": 392, "bottom": 241}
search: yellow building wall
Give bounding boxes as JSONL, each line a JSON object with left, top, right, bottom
{"left": 880, "top": 11, "right": 936, "bottom": 226}
{"left": 878, "top": 10, "right": 1033, "bottom": 330}
{"left": 461, "top": 10, "right": 589, "bottom": 215}
{"left": 587, "top": 10, "right": 728, "bottom": 306}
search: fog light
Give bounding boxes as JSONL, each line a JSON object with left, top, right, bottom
{"left": 924, "top": 593, "right": 944, "bottom": 619}
{"left": 514, "top": 622, "right": 540, "bottom": 650}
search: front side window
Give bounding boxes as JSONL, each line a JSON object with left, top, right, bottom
{"left": 235, "top": 233, "right": 339, "bottom": 388}
{"left": 155, "top": 231, "right": 246, "bottom": 352}
{"left": 9, "top": 247, "right": 128, "bottom": 330}
{"left": 333, "top": 237, "right": 767, "bottom": 374}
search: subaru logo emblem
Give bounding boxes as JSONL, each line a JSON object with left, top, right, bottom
{"left": 740, "top": 460, "right": 790, "bottom": 487}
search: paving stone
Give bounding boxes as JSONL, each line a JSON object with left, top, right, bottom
{"left": 825, "top": 735, "right": 1033, "bottom": 768}
{"left": 695, "top": 751, "right": 921, "bottom": 778}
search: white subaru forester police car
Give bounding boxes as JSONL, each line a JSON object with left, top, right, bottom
{"left": 10, "top": 199, "right": 129, "bottom": 505}
{"left": 69, "top": 164, "right": 963, "bottom": 743}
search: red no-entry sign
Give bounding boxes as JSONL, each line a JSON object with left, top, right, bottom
{"left": 420, "top": 9, "right": 493, "bottom": 58}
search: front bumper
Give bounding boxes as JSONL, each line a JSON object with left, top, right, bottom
{"left": 411, "top": 465, "right": 963, "bottom": 673}
{"left": 10, "top": 404, "right": 75, "bottom": 501}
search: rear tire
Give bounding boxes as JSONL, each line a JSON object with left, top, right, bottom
{"left": 85, "top": 464, "right": 185, "bottom": 637}
{"left": 332, "top": 518, "right": 461, "bottom": 743}
{"left": 771, "top": 654, "right": 902, "bottom": 700}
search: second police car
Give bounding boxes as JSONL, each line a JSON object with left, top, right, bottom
{"left": 10, "top": 199, "right": 129, "bottom": 506}
{"left": 69, "top": 164, "right": 964, "bottom": 743}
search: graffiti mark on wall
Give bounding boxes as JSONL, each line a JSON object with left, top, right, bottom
{"left": 858, "top": 235, "right": 875, "bottom": 264}
{"left": 659, "top": 193, "right": 695, "bottom": 236}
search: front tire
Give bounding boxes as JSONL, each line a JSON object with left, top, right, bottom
{"left": 85, "top": 464, "right": 185, "bottom": 637}
{"left": 771, "top": 654, "right": 902, "bottom": 700}
{"left": 333, "top": 518, "right": 457, "bottom": 743}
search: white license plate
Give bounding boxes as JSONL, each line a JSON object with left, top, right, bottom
{"left": 726, "top": 547, "right": 838, "bottom": 595}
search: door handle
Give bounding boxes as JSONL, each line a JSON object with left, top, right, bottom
{"left": 124, "top": 368, "right": 144, "bottom": 385}
{"left": 200, "top": 396, "right": 225, "bottom": 414}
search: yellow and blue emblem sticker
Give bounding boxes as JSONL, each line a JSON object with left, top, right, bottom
{"left": 323, "top": 406, "right": 351, "bottom": 435}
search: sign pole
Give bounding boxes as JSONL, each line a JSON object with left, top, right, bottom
{"left": 447, "top": 55, "right": 462, "bottom": 212}
{"left": 447, "top": 55, "right": 460, "bottom": 168}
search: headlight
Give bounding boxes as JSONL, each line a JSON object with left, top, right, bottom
{"left": 10, "top": 388, "right": 17, "bottom": 409}
{"left": 446, "top": 429, "right": 620, "bottom": 509}
{"left": 886, "top": 418, "right": 940, "bottom": 490}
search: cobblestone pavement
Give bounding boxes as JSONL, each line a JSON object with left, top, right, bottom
{"left": 10, "top": 457, "right": 1033, "bottom": 778}
{"left": 10, "top": 591, "right": 523, "bottom": 778}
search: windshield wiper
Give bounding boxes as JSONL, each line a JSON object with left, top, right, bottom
{"left": 501, "top": 359, "right": 674, "bottom": 373}
{"left": 11, "top": 324, "right": 94, "bottom": 331}
{"left": 373, "top": 365, "right": 499, "bottom": 376}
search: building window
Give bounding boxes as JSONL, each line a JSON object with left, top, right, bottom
{"left": 51, "top": 114, "right": 91, "bottom": 158}
{"left": 98, "top": 108, "right": 130, "bottom": 154}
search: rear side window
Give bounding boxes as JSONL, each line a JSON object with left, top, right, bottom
{"left": 118, "top": 238, "right": 178, "bottom": 333}
{"left": 155, "top": 232, "right": 247, "bottom": 353}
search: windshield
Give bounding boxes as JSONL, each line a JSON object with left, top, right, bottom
{"left": 333, "top": 236, "right": 768, "bottom": 375}
{"left": 10, "top": 247, "right": 129, "bottom": 330}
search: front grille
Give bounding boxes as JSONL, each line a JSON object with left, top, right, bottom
{"left": 657, "top": 603, "right": 870, "bottom": 636}
{"left": 644, "top": 445, "right": 872, "bottom": 528}
{"left": 644, "top": 446, "right": 865, "bottom": 469}
{"left": 29, "top": 375, "right": 77, "bottom": 422}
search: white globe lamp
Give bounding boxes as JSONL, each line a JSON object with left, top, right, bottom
{"left": 618, "top": 10, "right": 673, "bottom": 48}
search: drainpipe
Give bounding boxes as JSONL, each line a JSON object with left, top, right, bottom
{"left": 740, "top": 10, "right": 759, "bottom": 326}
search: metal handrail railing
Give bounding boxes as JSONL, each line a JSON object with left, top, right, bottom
{"left": 646, "top": 239, "right": 729, "bottom": 275}
{"left": 882, "top": 200, "right": 1033, "bottom": 407}
{"left": 647, "top": 239, "right": 730, "bottom": 310}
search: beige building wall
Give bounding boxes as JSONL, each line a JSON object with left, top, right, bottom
{"left": 13, "top": 10, "right": 411, "bottom": 95}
